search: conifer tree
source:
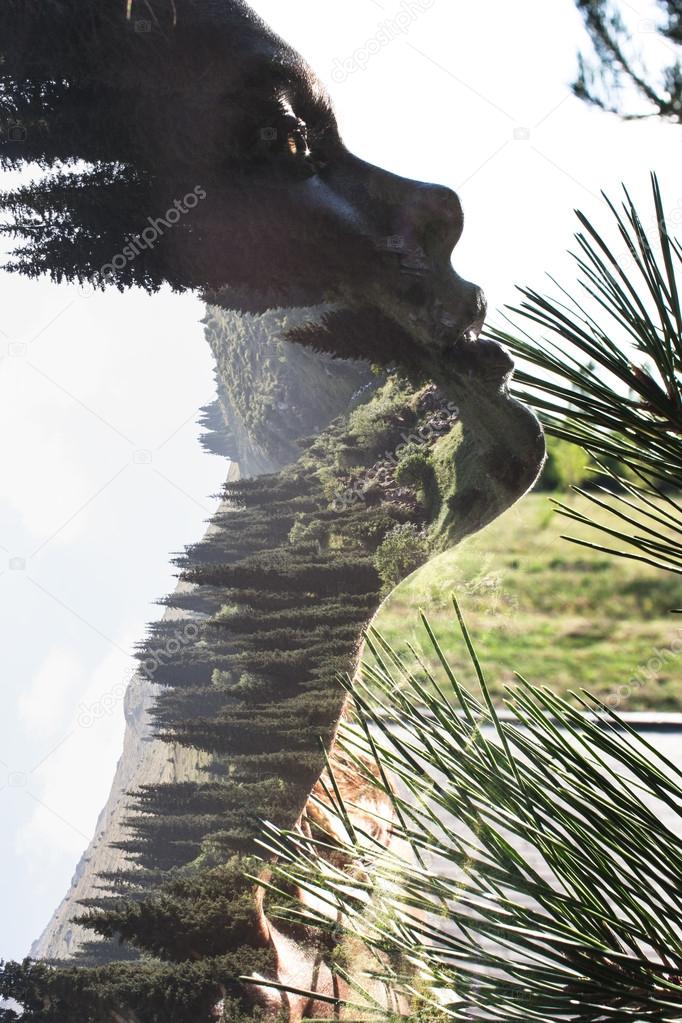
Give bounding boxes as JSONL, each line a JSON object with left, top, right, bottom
{"left": 573, "top": 0, "right": 682, "bottom": 121}
{"left": 76, "top": 860, "right": 269, "bottom": 965}
{"left": 0, "top": 956, "right": 243, "bottom": 1023}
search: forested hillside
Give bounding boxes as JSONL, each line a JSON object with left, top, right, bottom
{"left": 203, "top": 304, "right": 374, "bottom": 472}
{"left": 30, "top": 305, "right": 372, "bottom": 965}
{"left": 72, "top": 371, "right": 460, "bottom": 955}
{"left": 25, "top": 304, "right": 679, "bottom": 1018}
{"left": 21, "top": 305, "right": 470, "bottom": 1019}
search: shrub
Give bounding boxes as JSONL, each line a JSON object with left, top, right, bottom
{"left": 347, "top": 378, "right": 414, "bottom": 454}
{"left": 395, "top": 450, "right": 433, "bottom": 489}
{"left": 540, "top": 436, "right": 591, "bottom": 490}
{"left": 373, "top": 523, "right": 428, "bottom": 588}
{"left": 395, "top": 449, "right": 438, "bottom": 510}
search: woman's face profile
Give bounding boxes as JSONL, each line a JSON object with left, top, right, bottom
{"left": 0, "top": 5, "right": 546, "bottom": 1017}
{"left": 3, "top": 0, "right": 503, "bottom": 380}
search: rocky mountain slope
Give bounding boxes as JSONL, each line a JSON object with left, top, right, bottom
{"left": 30, "top": 564, "right": 230, "bottom": 961}
{"left": 31, "top": 304, "right": 371, "bottom": 961}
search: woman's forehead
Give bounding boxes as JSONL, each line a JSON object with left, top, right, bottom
{"left": 236, "top": 49, "right": 329, "bottom": 102}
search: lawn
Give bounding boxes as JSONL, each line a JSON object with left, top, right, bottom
{"left": 372, "top": 492, "right": 682, "bottom": 711}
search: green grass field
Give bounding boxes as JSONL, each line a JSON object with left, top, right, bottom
{"left": 372, "top": 492, "right": 682, "bottom": 711}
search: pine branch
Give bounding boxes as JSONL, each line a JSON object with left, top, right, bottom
{"left": 487, "top": 174, "right": 682, "bottom": 576}
{"left": 263, "top": 606, "right": 682, "bottom": 1020}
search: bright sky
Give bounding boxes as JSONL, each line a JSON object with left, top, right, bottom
{"left": 0, "top": 0, "right": 679, "bottom": 963}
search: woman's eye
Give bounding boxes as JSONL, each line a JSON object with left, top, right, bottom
{"left": 285, "top": 120, "right": 310, "bottom": 157}
{"left": 252, "top": 114, "right": 322, "bottom": 177}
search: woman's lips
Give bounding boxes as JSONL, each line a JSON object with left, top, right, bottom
{"left": 447, "top": 334, "right": 515, "bottom": 384}
{"left": 379, "top": 254, "right": 513, "bottom": 385}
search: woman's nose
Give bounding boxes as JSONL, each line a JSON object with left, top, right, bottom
{"left": 396, "top": 182, "right": 464, "bottom": 261}
{"left": 461, "top": 280, "right": 487, "bottom": 333}
{"left": 436, "top": 277, "right": 487, "bottom": 340}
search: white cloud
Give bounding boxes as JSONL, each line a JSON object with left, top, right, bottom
{"left": 16, "top": 640, "right": 135, "bottom": 865}
{"left": 0, "top": 360, "right": 97, "bottom": 542}
{"left": 17, "top": 647, "right": 83, "bottom": 739}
